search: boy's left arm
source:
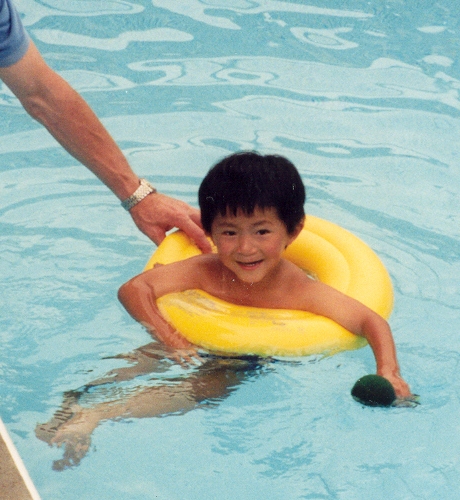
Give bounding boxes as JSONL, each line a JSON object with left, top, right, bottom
{"left": 358, "top": 313, "right": 411, "bottom": 398}
{"left": 304, "top": 281, "right": 412, "bottom": 399}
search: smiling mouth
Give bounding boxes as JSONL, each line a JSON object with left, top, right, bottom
{"left": 236, "top": 260, "right": 263, "bottom": 268}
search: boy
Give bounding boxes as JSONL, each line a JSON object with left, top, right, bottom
{"left": 119, "top": 152, "right": 412, "bottom": 399}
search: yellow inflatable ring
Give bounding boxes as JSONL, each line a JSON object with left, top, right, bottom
{"left": 144, "top": 215, "right": 393, "bottom": 357}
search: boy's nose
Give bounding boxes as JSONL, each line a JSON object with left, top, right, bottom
{"left": 237, "top": 235, "right": 256, "bottom": 254}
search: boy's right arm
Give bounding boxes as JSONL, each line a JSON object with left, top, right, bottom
{"left": 118, "top": 273, "right": 193, "bottom": 350}
{"left": 118, "top": 258, "right": 208, "bottom": 362}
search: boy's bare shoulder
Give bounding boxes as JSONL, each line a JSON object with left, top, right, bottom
{"left": 175, "top": 253, "right": 223, "bottom": 278}
{"left": 147, "top": 253, "right": 219, "bottom": 280}
{"left": 275, "top": 259, "right": 320, "bottom": 305}
{"left": 187, "top": 253, "right": 221, "bottom": 268}
{"left": 181, "top": 253, "right": 224, "bottom": 292}
{"left": 282, "top": 258, "right": 313, "bottom": 282}
{"left": 196, "top": 253, "right": 226, "bottom": 275}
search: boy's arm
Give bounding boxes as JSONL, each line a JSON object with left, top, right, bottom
{"left": 302, "top": 281, "right": 411, "bottom": 398}
{"left": 118, "top": 278, "right": 193, "bottom": 349}
{"left": 118, "top": 258, "right": 206, "bottom": 353}
{"left": 356, "top": 313, "right": 411, "bottom": 398}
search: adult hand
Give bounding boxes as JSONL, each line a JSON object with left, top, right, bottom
{"left": 0, "top": 42, "right": 211, "bottom": 251}
{"left": 129, "top": 192, "right": 212, "bottom": 253}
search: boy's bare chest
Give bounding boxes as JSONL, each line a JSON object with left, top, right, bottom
{"left": 206, "top": 276, "right": 301, "bottom": 309}
{"left": 199, "top": 257, "right": 311, "bottom": 309}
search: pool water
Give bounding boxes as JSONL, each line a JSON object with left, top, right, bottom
{"left": 1, "top": 0, "right": 460, "bottom": 498}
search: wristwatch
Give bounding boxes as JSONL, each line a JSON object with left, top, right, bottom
{"left": 121, "top": 178, "right": 157, "bottom": 211}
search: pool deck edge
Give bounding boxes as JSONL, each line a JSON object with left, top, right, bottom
{"left": 0, "top": 417, "right": 41, "bottom": 500}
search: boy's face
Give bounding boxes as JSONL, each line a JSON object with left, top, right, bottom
{"left": 210, "top": 206, "right": 302, "bottom": 284}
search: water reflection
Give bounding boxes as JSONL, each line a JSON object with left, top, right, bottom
{"left": 290, "top": 27, "right": 359, "bottom": 49}
{"left": 21, "top": 0, "right": 143, "bottom": 25}
{"left": 32, "top": 27, "right": 193, "bottom": 50}
{"left": 129, "top": 56, "right": 457, "bottom": 111}
{"left": 151, "top": 0, "right": 370, "bottom": 31}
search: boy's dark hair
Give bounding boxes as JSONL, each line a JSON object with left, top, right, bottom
{"left": 199, "top": 151, "right": 305, "bottom": 234}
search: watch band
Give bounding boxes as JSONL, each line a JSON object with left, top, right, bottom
{"left": 121, "top": 178, "right": 157, "bottom": 211}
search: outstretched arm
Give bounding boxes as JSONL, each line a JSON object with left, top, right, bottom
{"left": 356, "top": 312, "right": 411, "bottom": 398}
{"left": 303, "top": 281, "right": 412, "bottom": 398}
{"left": 0, "top": 42, "right": 211, "bottom": 251}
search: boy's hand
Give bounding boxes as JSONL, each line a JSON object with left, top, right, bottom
{"left": 157, "top": 329, "right": 204, "bottom": 367}
{"left": 379, "top": 371, "right": 412, "bottom": 399}
{"left": 170, "top": 347, "right": 204, "bottom": 367}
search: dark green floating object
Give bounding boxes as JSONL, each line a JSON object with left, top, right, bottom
{"left": 351, "top": 374, "right": 396, "bottom": 407}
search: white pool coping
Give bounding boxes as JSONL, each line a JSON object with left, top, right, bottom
{"left": 0, "top": 417, "right": 41, "bottom": 500}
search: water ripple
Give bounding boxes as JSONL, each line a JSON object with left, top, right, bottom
{"left": 151, "top": 0, "right": 371, "bottom": 30}
{"left": 20, "top": 0, "right": 144, "bottom": 26}
{"left": 32, "top": 27, "right": 193, "bottom": 50}
{"left": 290, "top": 27, "right": 359, "bottom": 50}
{"left": 128, "top": 56, "right": 460, "bottom": 112}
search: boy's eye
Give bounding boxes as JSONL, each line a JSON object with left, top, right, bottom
{"left": 257, "top": 229, "right": 271, "bottom": 235}
{"left": 222, "top": 230, "right": 236, "bottom": 236}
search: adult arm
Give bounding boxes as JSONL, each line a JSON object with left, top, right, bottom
{"left": 0, "top": 41, "right": 211, "bottom": 250}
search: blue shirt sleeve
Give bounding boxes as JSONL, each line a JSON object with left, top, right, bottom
{"left": 0, "top": 0, "right": 30, "bottom": 67}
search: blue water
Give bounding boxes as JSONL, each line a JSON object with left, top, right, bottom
{"left": 1, "top": 0, "right": 460, "bottom": 498}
